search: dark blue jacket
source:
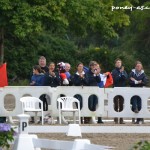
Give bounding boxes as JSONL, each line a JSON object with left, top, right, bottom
{"left": 87, "top": 70, "right": 101, "bottom": 86}
{"left": 129, "top": 69, "right": 148, "bottom": 87}
{"left": 112, "top": 67, "right": 128, "bottom": 87}
{"left": 30, "top": 74, "right": 44, "bottom": 86}
{"left": 72, "top": 72, "right": 88, "bottom": 86}
{"left": 42, "top": 72, "right": 61, "bottom": 87}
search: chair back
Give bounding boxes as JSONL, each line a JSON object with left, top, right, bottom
{"left": 20, "top": 96, "right": 42, "bottom": 110}
{"left": 57, "top": 97, "right": 80, "bottom": 110}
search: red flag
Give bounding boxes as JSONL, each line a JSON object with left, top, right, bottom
{"left": 104, "top": 72, "right": 113, "bottom": 88}
{"left": 0, "top": 63, "right": 8, "bottom": 87}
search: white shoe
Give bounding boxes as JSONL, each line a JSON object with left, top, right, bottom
{"left": 90, "top": 116, "right": 97, "bottom": 124}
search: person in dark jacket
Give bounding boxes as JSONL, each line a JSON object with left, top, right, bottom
{"left": 87, "top": 61, "right": 101, "bottom": 86}
{"left": 72, "top": 62, "right": 88, "bottom": 123}
{"left": 73, "top": 62, "right": 88, "bottom": 86}
{"left": 112, "top": 58, "right": 128, "bottom": 124}
{"left": 86, "top": 61, "right": 101, "bottom": 124}
{"left": 42, "top": 62, "right": 60, "bottom": 87}
{"left": 129, "top": 61, "right": 148, "bottom": 124}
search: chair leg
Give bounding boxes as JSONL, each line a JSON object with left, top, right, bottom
{"left": 59, "top": 111, "right": 62, "bottom": 124}
{"left": 73, "top": 112, "right": 76, "bottom": 123}
{"left": 35, "top": 112, "right": 38, "bottom": 124}
{"left": 78, "top": 112, "right": 81, "bottom": 125}
{"left": 41, "top": 111, "right": 44, "bottom": 125}
{"left": 61, "top": 115, "right": 68, "bottom": 124}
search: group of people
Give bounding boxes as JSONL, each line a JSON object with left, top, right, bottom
{"left": 30, "top": 56, "right": 148, "bottom": 124}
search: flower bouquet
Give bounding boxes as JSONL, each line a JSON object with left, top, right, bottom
{"left": 0, "top": 123, "right": 16, "bottom": 149}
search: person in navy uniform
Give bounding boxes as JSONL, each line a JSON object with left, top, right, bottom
{"left": 129, "top": 61, "right": 148, "bottom": 124}
{"left": 112, "top": 58, "right": 128, "bottom": 124}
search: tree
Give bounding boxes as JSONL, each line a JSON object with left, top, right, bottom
{"left": 0, "top": 0, "right": 67, "bottom": 64}
{"left": 117, "top": 1, "right": 150, "bottom": 66}
{"left": 63, "top": 0, "right": 132, "bottom": 48}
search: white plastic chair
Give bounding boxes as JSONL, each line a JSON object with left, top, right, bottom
{"left": 20, "top": 96, "right": 44, "bottom": 125}
{"left": 57, "top": 97, "right": 81, "bottom": 124}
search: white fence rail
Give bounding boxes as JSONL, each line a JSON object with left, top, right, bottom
{"left": 0, "top": 86, "right": 150, "bottom": 119}
{"left": 32, "top": 138, "right": 112, "bottom": 150}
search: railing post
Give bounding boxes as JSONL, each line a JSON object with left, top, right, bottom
{"left": 17, "top": 114, "right": 30, "bottom": 134}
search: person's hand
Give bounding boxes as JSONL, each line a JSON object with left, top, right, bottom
{"left": 104, "top": 72, "right": 109, "bottom": 76}
{"left": 30, "top": 81, "right": 35, "bottom": 85}
{"left": 80, "top": 74, "right": 84, "bottom": 78}
{"left": 50, "top": 71, "right": 55, "bottom": 77}
{"left": 138, "top": 80, "right": 142, "bottom": 84}
{"left": 130, "top": 77, "right": 135, "bottom": 81}
{"left": 94, "top": 69, "right": 99, "bottom": 75}
{"left": 120, "top": 66, "right": 124, "bottom": 72}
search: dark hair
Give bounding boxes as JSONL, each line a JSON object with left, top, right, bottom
{"left": 48, "top": 62, "right": 55, "bottom": 66}
{"left": 89, "top": 61, "right": 97, "bottom": 67}
{"left": 33, "top": 65, "right": 42, "bottom": 73}
{"left": 77, "top": 62, "right": 83, "bottom": 67}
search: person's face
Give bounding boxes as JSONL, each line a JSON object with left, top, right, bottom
{"left": 135, "top": 64, "right": 142, "bottom": 72}
{"left": 96, "top": 65, "right": 101, "bottom": 74}
{"left": 115, "top": 61, "right": 122, "bottom": 68}
{"left": 33, "top": 69, "right": 38, "bottom": 75}
{"left": 49, "top": 63, "right": 55, "bottom": 71}
{"left": 77, "top": 64, "right": 83, "bottom": 72}
{"left": 65, "top": 64, "right": 71, "bottom": 72}
{"left": 90, "top": 63, "right": 97, "bottom": 71}
{"left": 39, "top": 59, "right": 46, "bottom": 67}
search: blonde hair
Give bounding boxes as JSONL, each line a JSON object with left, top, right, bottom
{"left": 39, "top": 56, "right": 46, "bottom": 60}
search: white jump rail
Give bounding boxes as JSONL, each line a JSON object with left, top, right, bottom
{"left": 32, "top": 138, "right": 113, "bottom": 150}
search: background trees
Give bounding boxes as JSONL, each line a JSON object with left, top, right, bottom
{"left": 0, "top": 0, "right": 149, "bottom": 85}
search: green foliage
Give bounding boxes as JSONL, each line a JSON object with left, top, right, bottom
{"left": 132, "top": 141, "right": 150, "bottom": 150}
{"left": 0, "top": 125, "right": 15, "bottom": 149}
{"left": 0, "top": 0, "right": 67, "bottom": 38}
{"left": 0, "top": 0, "right": 148, "bottom": 85}
{"left": 76, "top": 45, "right": 134, "bottom": 73}
{"left": 4, "top": 32, "right": 77, "bottom": 82}
{"left": 118, "top": 1, "right": 150, "bottom": 66}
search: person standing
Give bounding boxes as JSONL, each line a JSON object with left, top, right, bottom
{"left": 42, "top": 62, "right": 60, "bottom": 87}
{"left": 38, "top": 56, "right": 49, "bottom": 73}
{"left": 73, "top": 62, "right": 88, "bottom": 86}
{"left": 86, "top": 61, "right": 101, "bottom": 123}
{"left": 30, "top": 65, "right": 44, "bottom": 86}
{"left": 129, "top": 61, "right": 148, "bottom": 124}
{"left": 72, "top": 62, "right": 89, "bottom": 123}
{"left": 65, "top": 63, "right": 73, "bottom": 85}
{"left": 112, "top": 58, "right": 128, "bottom": 124}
